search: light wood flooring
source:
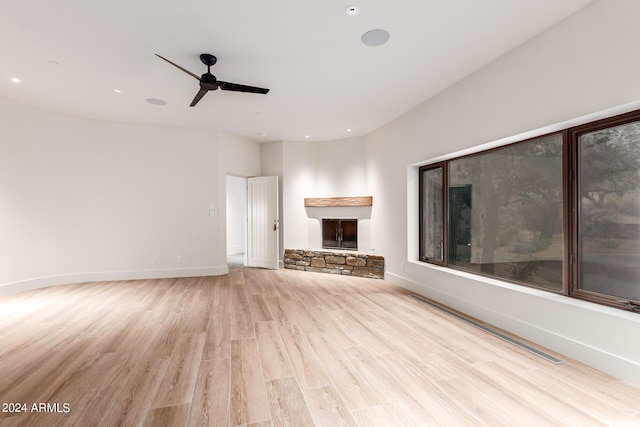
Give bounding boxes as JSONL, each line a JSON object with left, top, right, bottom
{"left": 1, "top": 268, "right": 639, "bottom": 426}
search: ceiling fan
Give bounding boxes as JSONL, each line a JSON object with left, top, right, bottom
{"left": 155, "top": 53, "right": 269, "bottom": 107}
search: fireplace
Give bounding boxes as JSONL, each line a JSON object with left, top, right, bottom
{"left": 322, "top": 219, "right": 357, "bottom": 250}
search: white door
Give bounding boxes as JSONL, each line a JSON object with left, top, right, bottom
{"left": 247, "top": 176, "right": 279, "bottom": 269}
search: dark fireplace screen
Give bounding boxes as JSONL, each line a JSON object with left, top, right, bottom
{"left": 322, "top": 219, "right": 357, "bottom": 250}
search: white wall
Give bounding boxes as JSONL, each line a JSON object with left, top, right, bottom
{"left": 315, "top": 137, "right": 368, "bottom": 197}
{"left": 0, "top": 97, "right": 260, "bottom": 294}
{"left": 367, "top": 0, "right": 640, "bottom": 386}
{"left": 226, "top": 176, "right": 246, "bottom": 255}
{"left": 282, "top": 140, "right": 316, "bottom": 250}
{"left": 281, "top": 137, "right": 372, "bottom": 251}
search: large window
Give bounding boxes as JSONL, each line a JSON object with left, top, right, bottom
{"left": 572, "top": 114, "right": 640, "bottom": 309}
{"left": 420, "top": 109, "right": 640, "bottom": 311}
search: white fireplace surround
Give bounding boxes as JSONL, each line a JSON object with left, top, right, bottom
{"left": 305, "top": 206, "right": 372, "bottom": 253}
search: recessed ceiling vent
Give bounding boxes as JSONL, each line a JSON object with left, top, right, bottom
{"left": 361, "top": 29, "right": 390, "bottom": 47}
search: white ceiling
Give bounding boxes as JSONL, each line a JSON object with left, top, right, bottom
{"left": 0, "top": 0, "right": 595, "bottom": 142}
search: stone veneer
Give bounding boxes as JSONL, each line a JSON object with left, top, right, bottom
{"left": 284, "top": 249, "right": 384, "bottom": 279}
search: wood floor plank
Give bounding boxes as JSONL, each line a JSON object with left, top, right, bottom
{"left": 231, "top": 282, "right": 251, "bottom": 306}
{"left": 303, "top": 385, "right": 357, "bottom": 427}
{"left": 474, "top": 361, "right": 609, "bottom": 426}
{"left": 270, "top": 280, "right": 295, "bottom": 299}
{"left": 280, "top": 300, "right": 325, "bottom": 334}
{"left": 332, "top": 310, "right": 394, "bottom": 355}
{"left": 152, "top": 332, "right": 205, "bottom": 408}
{"left": 249, "top": 295, "right": 274, "bottom": 322}
{"left": 28, "top": 353, "right": 117, "bottom": 426}
{"left": 187, "top": 357, "right": 231, "bottom": 427}
{"left": 0, "top": 336, "right": 97, "bottom": 405}
{"left": 230, "top": 339, "right": 271, "bottom": 425}
{"left": 0, "top": 326, "right": 76, "bottom": 396}
{"left": 146, "top": 311, "right": 186, "bottom": 359}
{"left": 365, "top": 316, "right": 447, "bottom": 355}
{"left": 245, "top": 273, "right": 281, "bottom": 298}
{"left": 365, "top": 321, "right": 457, "bottom": 381}
{"left": 182, "top": 284, "right": 213, "bottom": 334}
{"left": 230, "top": 302, "right": 255, "bottom": 340}
{"left": 55, "top": 348, "right": 159, "bottom": 427}
{"left": 203, "top": 311, "right": 231, "bottom": 360}
{"left": 296, "top": 288, "right": 340, "bottom": 312}
{"left": 143, "top": 404, "right": 190, "bottom": 427}
{"left": 265, "top": 377, "right": 315, "bottom": 427}
{"left": 255, "top": 321, "right": 295, "bottom": 381}
{"left": 341, "top": 345, "right": 441, "bottom": 426}
{"left": 277, "top": 323, "right": 331, "bottom": 389}
{"left": 546, "top": 361, "right": 640, "bottom": 415}
{"left": 56, "top": 388, "right": 101, "bottom": 427}
{"left": 261, "top": 296, "right": 290, "bottom": 326}
{"left": 98, "top": 357, "right": 170, "bottom": 427}
{"left": 331, "top": 294, "right": 381, "bottom": 323}
{"left": 374, "top": 351, "right": 482, "bottom": 426}
{"left": 521, "top": 368, "right": 640, "bottom": 426}
{"left": 306, "top": 333, "right": 380, "bottom": 410}
{"left": 228, "top": 269, "right": 246, "bottom": 286}
{"left": 210, "top": 276, "right": 232, "bottom": 315}
{"left": 203, "top": 280, "right": 232, "bottom": 360}
{"left": 350, "top": 405, "right": 396, "bottom": 427}
{"left": 246, "top": 422, "right": 274, "bottom": 427}
{"left": 309, "top": 312, "right": 359, "bottom": 349}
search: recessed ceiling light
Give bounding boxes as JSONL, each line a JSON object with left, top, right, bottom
{"left": 146, "top": 98, "right": 167, "bottom": 106}
{"left": 345, "top": 5, "right": 360, "bottom": 16}
{"left": 305, "top": 135, "right": 310, "bottom": 139}
{"left": 361, "top": 29, "right": 390, "bottom": 47}
{"left": 11, "top": 77, "right": 21, "bottom": 83}
{"left": 259, "top": 132, "right": 268, "bottom": 137}
{"left": 347, "top": 128, "right": 352, "bottom": 132}
{"left": 114, "top": 89, "right": 122, "bottom": 94}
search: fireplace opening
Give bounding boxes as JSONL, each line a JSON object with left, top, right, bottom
{"left": 322, "top": 219, "right": 357, "bottom": 250}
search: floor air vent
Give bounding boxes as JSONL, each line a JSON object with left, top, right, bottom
{"left": 409, "top": 294, "right": 564, "bottom": 365}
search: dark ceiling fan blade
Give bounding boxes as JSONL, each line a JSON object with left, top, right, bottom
{"left": 218, "top": 81, "right": 269, "bottom": 94}
{"left": 155, "top": 54, "right": 201, "bottom": 80}
{"left": 190, "top": 88, "right": 209, "bottom": 107}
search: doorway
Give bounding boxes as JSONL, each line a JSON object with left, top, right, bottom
{"left": 226, "top": 175, "right": 247, "bottom": 270}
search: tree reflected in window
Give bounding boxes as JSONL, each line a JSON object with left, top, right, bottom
{"left": 447, "top": 134, "right": 563, "bottom": 290}
{"left": 579, "top": 121, "right": 640, "bottom": 301}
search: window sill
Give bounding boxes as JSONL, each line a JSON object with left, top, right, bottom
{"left": 408, "top": 259, "right": 640, "bottom": 322}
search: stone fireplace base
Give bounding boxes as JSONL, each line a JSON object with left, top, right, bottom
{"left": 284, "top": 249, "right": 384, "bottom": 279}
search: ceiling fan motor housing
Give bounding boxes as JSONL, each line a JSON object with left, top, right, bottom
{"left": 201, "top": 73, "right": 219, "bottom": 90}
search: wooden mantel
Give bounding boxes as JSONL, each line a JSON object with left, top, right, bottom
{"left": 304, "top": 196, "right": 372, "bottom": 207}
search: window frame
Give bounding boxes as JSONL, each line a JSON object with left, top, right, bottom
{"left": 568, "top": 109, "right": 640, "bottom": 310}
{"left": 418, "top": 109, "right": 640, "bottom": 312}
{"left": 418, "top": 162, "right": 446, "bottom": 266}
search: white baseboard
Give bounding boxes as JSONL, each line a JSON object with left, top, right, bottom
{"left": 0, "top": 265, "right": 229, "bottom": 296}
{"left": 226, "top": 245, "right": 245, "bottom": 255}
{"left": 385, "top": 271, "right": 640, "bottom": 388}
